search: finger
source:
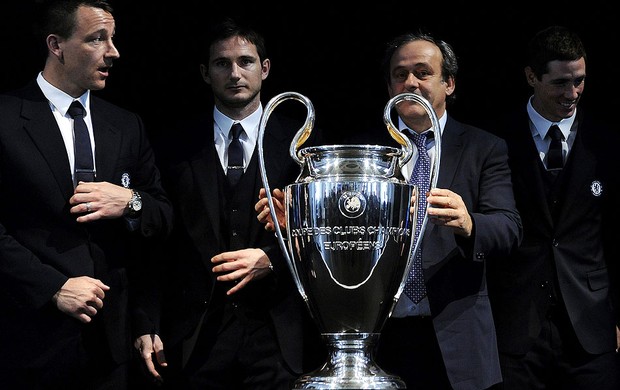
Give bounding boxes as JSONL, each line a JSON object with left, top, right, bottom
{"left": 144, "top": 355, "right": 163, "bottom": 381}
{"left": 76, "top": 313, "right": 92, "bottom": 323}
{"left": 226, "top": 278, "right": 248, "bottom": 295}
{"left": 155, "top": 350, "right": 168, "bottom": 367}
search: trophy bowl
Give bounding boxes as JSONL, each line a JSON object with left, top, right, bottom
{"left": 258, "top": 92, "right": 440, "bottom": 389}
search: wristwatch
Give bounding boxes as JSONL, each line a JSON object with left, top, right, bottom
{"left": 127, "top": 189, "right": 142, "bottom": 216}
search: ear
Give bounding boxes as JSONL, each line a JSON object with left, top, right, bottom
{"left": 47, "top": 34, "right": 63, "bottom": 60}
{"left": 524, "top": 66, "right": 537, "bottom": 87}
{"left": 444, "top": 75, "right": 456, "bottom": 96}
{"left": 199, "top": 64, "right": 211, "bottom": 85}
{"left": 261, "top": 58, "right": 271, "bottom": 81}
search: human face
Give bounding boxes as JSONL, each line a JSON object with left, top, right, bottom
{"left": 46, "top": 5, "right": 119, "bottom": 97}
{"left": 526, "top": 58, "right": 586, "bottom": 122}
{"left": 387, "top": 40, "right": 454, "bottom": 132}
{"left": 202, "top": 35, "right": 270, "bottom": 119}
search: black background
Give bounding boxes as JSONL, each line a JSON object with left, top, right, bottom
{"left": 2, "top": 1, "right": 617, "bottom": 144}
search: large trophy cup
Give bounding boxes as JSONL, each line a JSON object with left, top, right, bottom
{"left": 258, "top": 92, "right": 440, "bottom": 389}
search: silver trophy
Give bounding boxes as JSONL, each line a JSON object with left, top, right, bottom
{"left": 258, "top": 92, "right": 440, "bottom": 389}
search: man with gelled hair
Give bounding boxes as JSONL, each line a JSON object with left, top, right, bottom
{"left": 488, "top": 25, "right": 620, "bottom": 389}
{"left": 0, "top": 1, "right": 173, "bottom": 389}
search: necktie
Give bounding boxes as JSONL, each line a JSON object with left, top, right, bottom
{"left": 546, "top": 125, "right": 564, "bottom": 170}
{"left": 227, "top": 123, "right": 244, "bottom": 186}
{"left": 404, "top": 131, "right": 431, "bottom": 303}
{"left": 67, "top": 101, "right": 95, "bottom": 185}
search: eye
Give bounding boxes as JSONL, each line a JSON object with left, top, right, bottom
{"left": 214, "top": 59, "right": 230, "bottom": 68}
{"left": 393, "top": 70, "right": 408, "bottom": 81}
{"left": 415, "top": 70, "right": 431, "bottom": 79}
{"left": 573, "top": 76, "right": 585, "bottom": 87}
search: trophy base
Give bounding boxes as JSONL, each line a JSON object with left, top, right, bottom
{"left": 293, "top": 333, "right": 406, "bottom": 389}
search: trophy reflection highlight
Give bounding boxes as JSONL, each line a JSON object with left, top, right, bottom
{"left": 258, "top": 92, "right": 440, "bottom": 389}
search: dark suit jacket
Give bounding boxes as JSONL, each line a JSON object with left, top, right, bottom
{"left": 487, "top": 107, "right": 620, "bottom": 355}
{"left": 351, "top": 114, "right": 522, "bottom": 389}
{"left": 0, "top": 81, "right": 173, "bottom": 370}
{"left": 145, "top": 110, "right": 323, "bottom": 375}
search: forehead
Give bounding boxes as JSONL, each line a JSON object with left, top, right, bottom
{"left": 391, "top": 40, "right": 441, "bottom": 68}
{"left": 545, "top": 58, "right": 586, "bottom": 78}
{"left": 74, "top": 5, "right": 115, "bottom": 34}
{"left": 210, "top": 35, "right": 258, "bottom": 60}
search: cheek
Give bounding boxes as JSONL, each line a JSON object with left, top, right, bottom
{"left": 388, "top": 84, "right": 405, "bottom": 96}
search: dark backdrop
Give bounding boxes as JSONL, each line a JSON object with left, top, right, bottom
{"left": 3, "top": 1, "right": 617, "bottom": 144}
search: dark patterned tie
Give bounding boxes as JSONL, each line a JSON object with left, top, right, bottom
{"left": 227, "top": 123, "right": 244, "bottom": 186}
{"left": 546, "top": 125, "right": 564, "bottom": 170}
{"left": 404, "top": 131, "right": 431, "bottom": 303}
{"left": 67, "top": 101, "right": 95, "bottom": 185}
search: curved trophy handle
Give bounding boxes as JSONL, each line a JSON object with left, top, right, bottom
{"left": 257, "top": 92, "right": 315, "bottom": 301}
{"left": 384, "top": 92, "right": 442, "bottom": 301}
{"left": 384, "top": 93, "right": 441, "bottom": 175}
{"left": 384, "top": 92, "right": 441, "bottom": 189}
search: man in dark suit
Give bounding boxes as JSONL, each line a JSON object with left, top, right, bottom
{"left": 257, "top": 31, "right": 522, "bottom": 390}
{"left": 133, "top": 18, "right": 323, "bottom": 389}
{"left": 487, "top": 25, "right": 620, "bottom": 389}
{"left": 0, "top": 1, "right": 173, "bottom": 389}
{"left": 359, "top": 31, "right": 522, "bottom": 390}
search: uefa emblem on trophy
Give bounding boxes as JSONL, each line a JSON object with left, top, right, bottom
{"left": 258, "top": 92, "right": 441, "bottom": 389}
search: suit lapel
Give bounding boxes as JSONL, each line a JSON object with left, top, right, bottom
{"left": 555, "top": 120, "right": 594, "bottom": 221}
{"left": 21, "top": 92, "right": 74, "bottom": 199}
{"left": 508, "top": 116, "right": 555, "bottom": 227}
{"left": 435, "top": 119, "right": 462, "bottom": 190}
{"left": 90, "top": 101, "right": 122, "bottom": 183}
{"left": 192, "top": 141, "right": 225, "bottom": 245}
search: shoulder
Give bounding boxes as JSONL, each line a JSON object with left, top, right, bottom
{"left": 446, "top": 115, "right": 506, "bottom": 148}
{"left": 263, "top": 111, "right": 326, "bottom": 148}
{"left": 152, "top": 111, "right": 212, "bottom": 168}
{"left": 90, "top": 95, "right": 141, "bottom": 122}
{"left": 0, "top": 81, "right": 44, "bottom": 112}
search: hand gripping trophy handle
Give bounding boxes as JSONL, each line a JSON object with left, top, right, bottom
{"left": 258, "top": 91, "right": 441, "bottom": 389}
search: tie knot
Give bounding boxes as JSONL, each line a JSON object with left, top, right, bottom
{"left": 548, "top": 125, "right": 563, "bottom": 141}
{"left": 68, "top": 101, "right": 85, "bottom": 119}
{"left": 409, "top": 131, "right": 430, "bottom": 149}
{"left": 230, "top": 123, "right": 244, "bottom": 140}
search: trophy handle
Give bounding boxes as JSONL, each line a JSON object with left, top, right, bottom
{"left": 383, "top": 91, "right": 441, "bottom": 190}
{"left": 258, "top": 92, "right": 315, "bottom": 302}
{"left": 383, "top": 92, "right": 442, "bottom": 301}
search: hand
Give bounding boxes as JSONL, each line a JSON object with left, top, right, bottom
{"left": 425, "top": 188, "right": 473, "bottom": 237}
{"left": 52, "top": 276, "right": 110, "bottom": 323}
{"left": 255, "top": 187, "right": 286, "bottom": 232}
{"left": 69, "top": 181, "right": 133, "bottom": 223}
{"left": 211, "top": 248, "right": 272, "bottom": 295}
{"left": 134, "top": 334, "right": 166, "bottom": 385}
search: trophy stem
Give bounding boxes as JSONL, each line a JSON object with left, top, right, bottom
{"left": 293, "top": 333, "right": 406, "bottom": 389}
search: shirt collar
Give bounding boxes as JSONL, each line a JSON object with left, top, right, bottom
{"left": 213, "top": 105, "right": 263, "bottom": 140}
{"left": 398, "top": 110, "right": 447, "bottom": 139}
{"left": 36, "top": 72, "right": 90, "bottom": 118}
{"left": 526, "top": 96, "right": 574, "bottom": 140}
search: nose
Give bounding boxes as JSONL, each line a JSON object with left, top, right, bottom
{"left": 230, "top": 63, "right": 242, "bottom": 79}
{"left": 565, "top": 84, "right": 581, "bottom": 99}
{"left": 404, "top": 72, "right": 420, "bottom": 89}
{"left": 107, "top": 40, "right": 120, "bottom": 59}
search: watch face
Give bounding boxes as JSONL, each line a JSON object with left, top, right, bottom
{"left": 130, "top": 192, "right": 142, "bottom": 212}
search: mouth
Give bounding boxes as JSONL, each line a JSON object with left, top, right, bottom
{"left": 98, "top": 66, "right": 111, "bottom": 77}
{"left": 227, "top": 84, "right": 246, "bottom": 91}
{"left": 559, "top": 100, "right": 577, "bottom": 112}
